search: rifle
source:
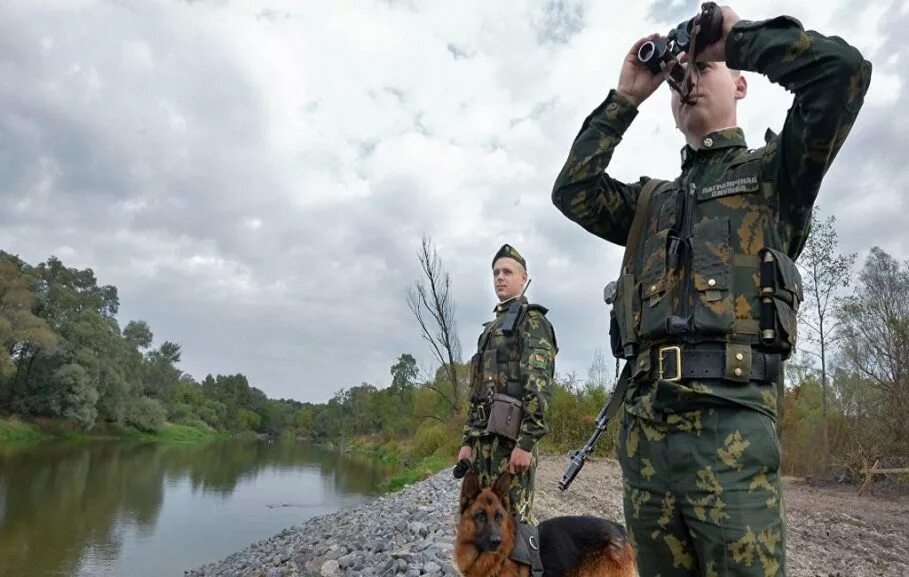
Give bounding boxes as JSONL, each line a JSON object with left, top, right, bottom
{"left": 558, "top": 363, "right": 630, "bottom": 491}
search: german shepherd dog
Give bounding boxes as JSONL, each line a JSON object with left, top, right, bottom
{"left": 454, "top": 471, "right": 636, "bottom": 577}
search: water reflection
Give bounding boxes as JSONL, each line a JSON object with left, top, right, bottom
{"left": 0, "top": 441, "right": 392, "bottom": 577}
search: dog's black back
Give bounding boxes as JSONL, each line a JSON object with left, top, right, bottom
{"left": 538, "top": 515, "right": 631, "bottom": 577}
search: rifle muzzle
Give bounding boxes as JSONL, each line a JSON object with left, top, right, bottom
{"left": 558, "top": 454, "right": 585, "bottom": 491}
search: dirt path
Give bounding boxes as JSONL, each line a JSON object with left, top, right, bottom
{"left": 532, "top": 455, "right": 909, "bottom": 577}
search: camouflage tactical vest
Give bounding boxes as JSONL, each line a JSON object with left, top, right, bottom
{"left": 469, "top": 301, "right": 548, "bottom": 403}
{"left": 612, "top": 144, "right": 804, "bottom": 359}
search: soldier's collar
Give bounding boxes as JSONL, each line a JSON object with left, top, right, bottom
{"left": 680, "top": 127, "right": 747, "bottom": 166}
{"left": 494, "top": 295, "right": 527, "bottom": 313}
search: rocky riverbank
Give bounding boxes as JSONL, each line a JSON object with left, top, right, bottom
{"left": 186, "top": 455, "right": 909, "bottom": 577}
{"left": 185, "top": 467, "right": 461, "bottom": 577}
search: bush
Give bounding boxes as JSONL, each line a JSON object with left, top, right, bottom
{"left": 411, "top": 423, "right": 448, "bottom": 461}
{"left": 542, "top": 381, "right": 617, "bottom": 458}
{"left": 0, "top": 417, "right": 42, "bottom": 442}
{"left": 168, "top": 402, "right": 195, "bottom": 423}
{"left": 234, "top": 408, "right": 261, "bottom": 431}
{"left": 126, "top": 397, "right": 167, "bottom": 432}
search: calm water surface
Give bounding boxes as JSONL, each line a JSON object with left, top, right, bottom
{"left": 0, "top": 440, "right": 394, "bottom": 577}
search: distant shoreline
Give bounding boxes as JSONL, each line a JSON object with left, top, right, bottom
{"left": 0, "top": 416, "right": 259, "bottom": 444}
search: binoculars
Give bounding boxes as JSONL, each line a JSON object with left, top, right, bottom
{"left": 636, "top": 2, "right": 724, "bottom": 97}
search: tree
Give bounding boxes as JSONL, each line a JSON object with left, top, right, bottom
{"left": 586, "top": 348, "right": 614, "bottom": 393}
{"left": 407, "top": 237, "right": 463, "bottom": 414}
{"left": 390, "top": 353, "right": 419, "bottom": 396}
{"left": 0, "top": 256, "right": 58, "bottom": 409}
{"left": 142, "top": 342, "right": 182, "bottom": 400}
{"left": 123, "top": 321, "right": 153, "bottom": 350}
{"left": 837, "top": 247, "right": 909, "bottom": 456}
{"left": 50, "top": 363, "right": 98, "bottom": 428}
{"left": 796, "top": 210, "right": 856, "bottom": 468}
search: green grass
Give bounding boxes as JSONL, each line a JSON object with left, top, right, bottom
{"left": 385, "top": 453, "right": 450, "bottom": 492}
{"left": 122, "top": 423, "right": 229, "bottom": 443}
{"left": 0, "top": 417, "right": 42, "bottom": 442}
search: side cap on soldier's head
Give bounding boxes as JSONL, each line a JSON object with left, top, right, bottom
{"left": 492, "top": 244, "right": 526, "bottom": 271}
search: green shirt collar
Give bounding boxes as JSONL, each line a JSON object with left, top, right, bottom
{"left": 680, "top": 127, "right": 748, "bottom": 166}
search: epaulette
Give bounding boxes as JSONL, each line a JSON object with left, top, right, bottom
{"left": 526, "top": 303, "right": 549, "bottom": 315}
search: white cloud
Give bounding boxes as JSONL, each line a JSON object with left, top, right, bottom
{"left": 0, "top": 0, "right": 902, "bottom": 401}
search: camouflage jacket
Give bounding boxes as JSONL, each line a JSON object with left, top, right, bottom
{"left": 551, "top": 17, "right": 871, "bottom": 418}
{"left": 462, "top": 296, "right": 557, "bottom": 451}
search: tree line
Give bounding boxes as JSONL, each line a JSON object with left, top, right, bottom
{"left": 0, "top": 252, "right": 304, "bottom": 435}
{"left": 4, "top": 210, "right": 907, "bottom": 483}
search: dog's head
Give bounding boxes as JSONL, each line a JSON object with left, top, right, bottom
{"left": 458, "top": 470, "right": 514, "bottom": 553}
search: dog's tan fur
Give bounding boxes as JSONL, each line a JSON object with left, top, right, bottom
{"left": 454, "top": 471, "right": 637, "bottom": 577}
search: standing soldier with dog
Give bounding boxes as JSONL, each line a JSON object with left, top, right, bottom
{"left": 553, "top": 3, "right": 870, "bottom": 576}
{"left": 458, "top": 244, "right": 557, "bottom": 525}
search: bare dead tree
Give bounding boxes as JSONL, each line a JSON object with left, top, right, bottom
{"left": 407, "top": 236, "right": 463, "bottom": 414}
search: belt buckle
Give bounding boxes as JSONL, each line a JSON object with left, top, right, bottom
{"left": 658, "top": 345, "right": 682, "bottom": 382}
{"left": 477, "top": 404, "right": 487, "bottom": 423}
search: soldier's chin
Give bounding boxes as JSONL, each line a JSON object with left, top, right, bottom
{"left": 680, "top": 114, "right": 710, "bottom": 138}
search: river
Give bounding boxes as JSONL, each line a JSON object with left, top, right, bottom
{"left": 0, "top": 439, "right": 393, "bottom": 577}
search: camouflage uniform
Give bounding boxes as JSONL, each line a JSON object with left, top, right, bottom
{"left": 462, "top": 286, "right": 557, "bottom": 524}
{"left": 552, "top": 16, "right": 870, "bottom": 577}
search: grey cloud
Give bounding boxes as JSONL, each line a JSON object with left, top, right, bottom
{"left": 2, "top": 0, "right": 905, "bottom": 406}
{"left": 535, "top": 0, "right": 587, "bottom": 45}
{"left": 646, "top": 0, "right": 700, "bottom": 27}
{"left": 801, "top": 9, "right": 909, "bottom": 258}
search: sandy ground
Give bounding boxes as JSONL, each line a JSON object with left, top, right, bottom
{"left": 531, "top": 455, "right": 909, "bottom": 577}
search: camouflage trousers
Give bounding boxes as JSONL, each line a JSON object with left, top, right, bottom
{"left": 618, "top": 405, "right": 785, "bottom": 577}
{"left": 469, "top": 434, "right": 538, "bottom": 524}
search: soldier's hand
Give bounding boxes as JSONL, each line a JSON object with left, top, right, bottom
{"left": 508, "top": 447, "right": 533, "bottom": 474}
{"left": 457, "top": 445, "right": 473, "bottom": 462}
{"left": 616, "top": 34, "right": 665, "bottom": 107}
{"left": 693, "top": 5, "right": 741, "bottom": 63}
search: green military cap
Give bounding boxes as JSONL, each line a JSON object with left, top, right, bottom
{"left": 492, "top": 244, "right": 526, "bottom": 269}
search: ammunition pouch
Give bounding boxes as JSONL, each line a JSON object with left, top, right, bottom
{"left": 610, "top": 240, "right": 804, "bottom": 361}
{"left": 485, "top": 393, "right": 523, "bottom": 441}
{"left": 759, "top": 248, "right": 803, "bottom": 359}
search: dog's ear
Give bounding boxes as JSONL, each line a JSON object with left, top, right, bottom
{"left": 492, "top": 471, "right": 512, "bottom": 510}
{"left": 460, "top": 470, "right": 480, "bottom": 513}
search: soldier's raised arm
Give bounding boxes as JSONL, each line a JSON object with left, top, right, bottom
{"left": 551, "top": 35, "right": 665, "bottom": 246}
{"left": 719, "top": 9, "right": 871, "bottom": 256}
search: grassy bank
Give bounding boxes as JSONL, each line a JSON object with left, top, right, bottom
{"left": 0, "top": 417, "right": 42, "bottom": 442}
{"left": 385, "top": 454, "right": 451, "bottom": 491}
{"left": 342, "top": 417, "right": 463, "bottom": 492}
{"left": 119, "top": 423, "right": 236, "bottom": 443}
{"left": 0, "top": 417, "right": 248, "bottom": 444}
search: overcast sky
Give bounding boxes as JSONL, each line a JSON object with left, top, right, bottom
{"left": 1, "top": 0, "right": 906, "bottom": 403}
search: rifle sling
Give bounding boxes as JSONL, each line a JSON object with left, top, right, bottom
{"left": 601, "top": 363, "right": 631, "bottom": 424}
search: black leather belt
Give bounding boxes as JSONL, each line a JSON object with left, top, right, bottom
{"left": 649, "top": 345, "right": 781, "bottom": 383}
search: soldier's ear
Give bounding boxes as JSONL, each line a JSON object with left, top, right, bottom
{"left": 492, "top": 471, "right": 512, "bottom": 510}
{"left": 734, "top": 73, "right": 747, "bottom": 100}
{"left": 460, "top": 470, "right": 481, "bottom": 513}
